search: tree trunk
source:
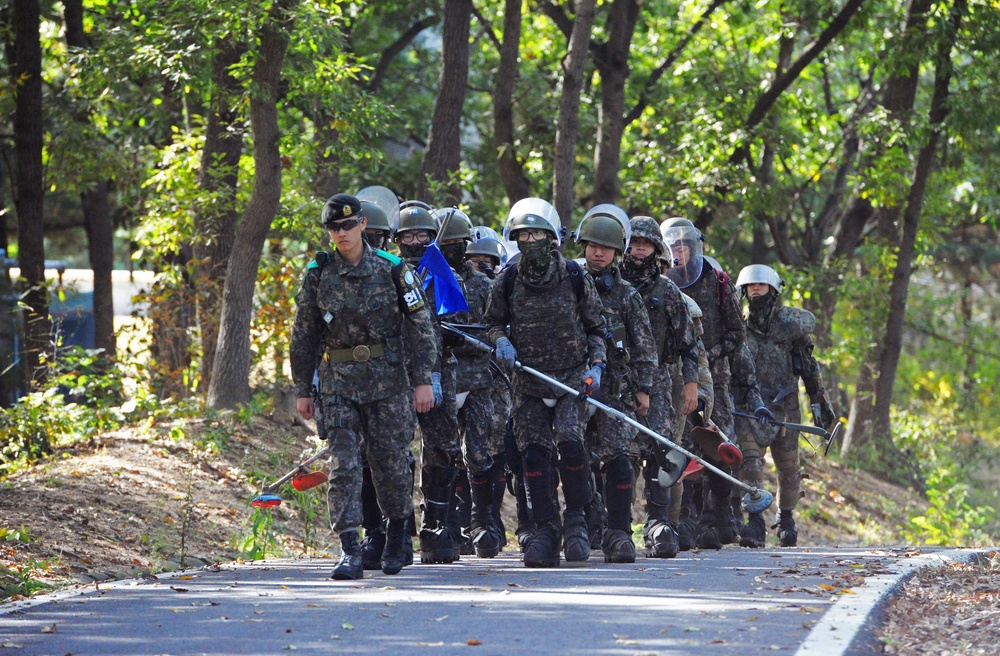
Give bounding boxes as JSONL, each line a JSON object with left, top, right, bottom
{"left": 207, "top": 0, "right": 299, "bottom": 409}
{"left": 194, "top": 38, "right": 245, "bottom": 391}
{"left": 417, "top": 0, "right": 472, "bottom": 205}
{"left": 82, "top": 181, "right": 116, "bottom": 356}
{"left": 871, "top": 0, "right": 964, "bottom": 441}
{"left": 493, "top": 0, "right": 530, "bottom": 203}
{"left": 313, "top": 121, "right": 340, "bottom": 201}
{"left": 959, "top": 277, "right": 975, "bottom": 413}
{"left": 591, "top": 0, "right": 640, "bottom": 206}
{"left": 552, "top": 0, "right": 596, "bottom": 233}
{"left": 12, "top": 0, "right": 49, "bottom": 388}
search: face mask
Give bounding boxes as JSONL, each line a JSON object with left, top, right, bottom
{"left": 399, "top": 243, "right": 426, "bottom": 264}
{"left": 518, "top": 239, "right": 552, "bottom": 280}
{"left": 747, "top": 292, "right": 777, "bottom": 331}
{"left": 364, "top": 231, "right": 388, "bottom": 250}
{"left": 441, "top": 242, "right": 467, "bottom": 270}
{"left": 622, "top": 253, "right": 658, "bottom": 284}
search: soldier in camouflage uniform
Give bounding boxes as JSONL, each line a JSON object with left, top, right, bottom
{"left": 484, "top": 197, "right": 607, "bottom": 568}
{"left": 576, "top": 206, "right": 657, "bottom": 563}
{"left": 621, "top": 216, "right": 701, "bottom": 558}
{"left": 291, "top": 194, "right": 437, "bottom": 580}
{"left": 393, "top": 202, "right": 465, "bottom": 565}
{"left": 734, "top": 265, "right": 836, "bottom": 547}
{"left": 661, "top": 218, "right": 773, "bottom": 550}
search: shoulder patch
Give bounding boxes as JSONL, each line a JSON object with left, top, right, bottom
{"left": 394, "top": 262, "right": 426, "bottom": 315}
{"left": 375, "top": 249, "right": 402, "bottom": 266}
{"left": 681, "top": 292, "right": 703, "bottom": 319}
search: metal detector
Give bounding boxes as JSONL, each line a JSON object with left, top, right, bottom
{"left": 250, "top": 445, "right": 331, "bottom": 508}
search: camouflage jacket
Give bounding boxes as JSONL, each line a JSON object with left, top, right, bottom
{"left": 290, "top": 245, "right": 437, "bottom": 403}
{"left": 632, "top": 272, "right": 699, "bottom": 389}
{"left": 484, "top": 252, "right": 607, "bottom": 398}
{"left": 592, "top": 266, "right": 657, "bottom": 396}
{"left": 454, "top": 261, "right": 493, "bottom": 392}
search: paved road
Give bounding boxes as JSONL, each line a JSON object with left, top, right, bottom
{"left": 0, "top": 546, "right": 966, "bottom": 655}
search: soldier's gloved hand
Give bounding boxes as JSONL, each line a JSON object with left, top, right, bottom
{"left": 430, "top": 372, "right": 444, "bottom": 407}
{"left": 582, "top": 362, "right": 606, "bottom": 392}
{"left": 495, "top": 337, "right": 517, "bottom": 370}
{"left": 753, "top": 404, "right": 775, "bottom": 424}
{"left": 817, "top": 401, "right": 836, "bottom": 428}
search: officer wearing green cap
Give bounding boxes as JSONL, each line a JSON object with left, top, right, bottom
{"left": 291, "top": 193, "right": 437, "bottom": 580}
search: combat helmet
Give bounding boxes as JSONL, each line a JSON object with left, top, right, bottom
{"left": 467, "top": 226, "right": 508, "bottom": 267}
{"left": 736, "top": 264, "right": 784, "bottom": 297}
{"left": 433, "top": 207, "right": 474, "bottom": 242}
{"left": 660, "top": 217, "right": 704, "bottom": 289}
{"left": 396, "top": 200, "right": 438, "bottom": 237}
{"left": 574, "top": 204, "right": 631, "bottom": 252}
{"left": 504, "top": 198, "right": 561, "bottom": 245}
{"left": 629, "top": 216, "right": 665, "bottom": 255}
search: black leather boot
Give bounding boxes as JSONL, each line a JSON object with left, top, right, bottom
{"left": 381, "top": 518, "right": 409, "bottom": 575}
{"left": 470, "top": 467, "right": 502, "bottom": 558}
{"left": 774, "top": 509, "right": 798, "bottom": 547}
{"left": 331, "top": 530, "right": 363, "bottom": 580}
{"left": 740, "top": 512, "right": 767, "bottom": 548}
{"left": 602, "top": 456, "right": 636, "bottom": 563}
{"left": 521, "top": 445, "right": 560, "bottom": 567}
{"left": 557, "top": 441, "right": 592, "bottom": 562}
{"left": 419, "top": 467, "right": 458, "bottom": 564}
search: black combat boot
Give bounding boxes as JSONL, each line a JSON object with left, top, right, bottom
{"left": 331, "top": 530, "right": 363, "bottom": 580}
{"left": 521, "top": 445, "right": 561, "bottom": 567}
{"left": 739, "top": 511, "right": 767, "bottom": 548}
{"left": 513, "top": 472, "right": 535, "bottom": 553}
{"left": 643, "top": 464, "right": 678, "bottom": 558}
{"left": 360, "top": 526, "right": 386, "bottom": 570}
{"left": 558, "top": 441, "right": 593, "bottom": 562}
{"left": 419, "top": 466, "right": 459, "bottom": 564}
{"left": 360, "top": 465, "right": 386, "bottom": 569}
{"left": 696, "top": 509, "right": 723, "bottom": 550}
{"left": 381, "top": 518, "right": 409, "bottom": 575}
{"left": 453, "top": 470, "right": 474, "bottom": 556}
{"left": 585, "top": 463, "right": 607, "bottom": 549}
{"left": 490, "top": 454, "right": 509, "bottom": 549}
{"left": 602, "top": 456, "right": 636, "bottom": 563}
{"left": 469, "top": 468, "right": 502, "bottom": 558}
{"left": 774, "top": 509, "right": 798, "bottom": 547}
{"left": 708, "top": 477, "right": 739, "bottom": 545}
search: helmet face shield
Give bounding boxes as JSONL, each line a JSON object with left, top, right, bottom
{"left": 504, "top": 198, "right": 561, "bottom": 244}
{"left": 356, "top": 185, "right": 400, "bottom": 233}
{"left": 661, "top": 224, "right": 703, "bottom": 289}
{"left": 577, "top": 204, "right": 631, "bottom": 251}
{"left": 433, "top": 208, "right": 474, "bottom": 242}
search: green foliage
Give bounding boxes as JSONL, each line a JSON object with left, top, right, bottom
{"left": 239, "top": 505, "right": 278, "bottom": 561}
{"left": 0, "top": 561, "right": 55, "bottom": 600}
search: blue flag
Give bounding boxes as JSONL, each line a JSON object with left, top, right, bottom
{"left": 418, "top": 243, "right": 470, "bottom": 316}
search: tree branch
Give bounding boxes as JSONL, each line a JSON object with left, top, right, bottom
{"left": 365, "top": 15, "right": 439, "bottom": 92}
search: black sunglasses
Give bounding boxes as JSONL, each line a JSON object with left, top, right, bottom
{"left": 325, "top": 217, "right": 364, "bottom": 232}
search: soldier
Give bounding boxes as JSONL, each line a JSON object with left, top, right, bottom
{"left": 359, "top": 200, "right": 393, "bottom": 251}
{"left": 575, "top": 206, "right": 657, "bottom": 563}
{"left": 660, "top": 218, "right": 773, "bottom": 550}
{"left": 620, "top": 216, "right": 700, "bottom": 558}
{"left": 393, "top": 202, "right": 465, "bottom": 564}
{"left": 484, "top": 197, "right": 607, "bottom": 568}
{"left": 291, "top": 193, "right": 437, "bottom": 580}
{"left": 734, "top": 264, "right": 836, "bottom": 547}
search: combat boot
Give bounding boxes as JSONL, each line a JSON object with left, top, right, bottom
{"left": 469, "top": 469, "right": 502, "bottom": 558}
{"left": 643, "top": 519, "right": 679, "bottom": 558}
{"left": 602, "top": 529, "right": 636, "bottom": 563}
{"left": 452, "top": 470, "right": 474, "bottom": 556}
{"left": 714, "top": 498, "right": 740, "bottom": 545}
{"left": 739, "top": 512, "right": 767, "bottom": 548}
{"left": 696, "top": 510, "right": 722, "bottom": 550}
{"left": 419, "top": 467, "right": 459, "bottom": 564}
{"left": 331, "top": 530, "right": 363, "bottom": 580}
{"left": 381, "top": 518, "right": 409, "bottom": 575}
{"left": 360, "top": 527, "right": 386, "bottom": 570}
{"left": 523, "top": 522, "right": 561, "bottom": 568}
{"left": 585, "top": 464, "right": 607, "bottom": 549}
{"left": 562, "top": 511, "right": 591, "bottom": 562}
{"left": 774, "top": 509, "right": 798, "bottom": 547}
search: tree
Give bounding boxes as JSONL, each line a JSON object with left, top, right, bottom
{"left": 208, "top": 0, "right": 300, "bottom": 409}
{"left": 492, "top": 0, "right": 530, "bottom": 203}
{"left": 417, "top": 0, "right": 472, "bottom": 205}
{"left": 10, "top": 0, "right": 50, "bottom": 387}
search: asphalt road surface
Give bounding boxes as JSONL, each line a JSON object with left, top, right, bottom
{"left": 0, "top": 546, "right": 968, "bottom": 656}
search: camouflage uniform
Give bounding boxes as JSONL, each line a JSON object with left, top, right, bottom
{"left": 682, "top": 260, "right": 765, "bottom": 546}
{"left": 290, "top": 245, "right": 436, "bottom": 534}
{"left": 736, "top": 302, "right": 833, "bottom": 511}
{"left": 484, "top": 251, "right": 607, "bottom": 561}
{"left": 454, "top": 261, "right": 495, "bottom": 474}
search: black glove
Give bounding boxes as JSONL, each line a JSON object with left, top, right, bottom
{"left": 753, "top": 404, "right": 775, "bottom": 424}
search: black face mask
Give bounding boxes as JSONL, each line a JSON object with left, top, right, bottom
{"left": 518, "top": 239, "right": 552, "bottom": 281}
{"left": 399, "top": 243, "right": 426, "bottom": 264}
{"left": 364, "top": 231, "right": 389, "bottom": 250}
{"left": 747, "top": 292, "right": 778, "bottom": 332}
{"left": 621, "top": 253, "right": 659, "bottom": 284}
{"left": 441, "top": 242, "right": 467, "bottom": 270}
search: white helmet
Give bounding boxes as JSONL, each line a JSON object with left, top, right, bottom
{"left": 504, "top": 198, "right": 562, "bottom": 245}
{"left": 736, "top": 264, "right": 784, "bottom": 296}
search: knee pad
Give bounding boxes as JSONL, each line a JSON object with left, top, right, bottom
{"left": 557, "top": 440, "right": 586, "bottom": 464}
{"left": 522, "top": 444, "right": 552, "bottom": 473}
{"left": 603, "top": 455, "right": 634, "bottom": 486}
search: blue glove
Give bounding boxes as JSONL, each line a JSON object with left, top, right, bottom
{"left": 431, "top": 372, "right": 444, "bottom": 407}
{"left": 753, "top": 404, "right": 775, "bottom": 424}
{"left": 582, "top": 362, "right": 606, "bottom": 392}
{"left": 495, "top": 337, "right": 517, "bottom": 370}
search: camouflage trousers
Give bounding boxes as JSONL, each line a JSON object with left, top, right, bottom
{"left": 512, "top": 390, "right": 586, "bottom": 453}
{"left": 322, "top": 390, "right": 415, "bottom": 533}
{"left": 586, "top": 397, "right": 640, "bottom": 463}
{"left": 458, "top": 385, "right": 494, "bottom": 474}
{"left": 418, "top": 360, "right": 461, "bottom": 470}
{"left": 488, "top": 377, "right": 512, "bottom": 456}
{"left": 734, "top": 416, "right": 801, "bottom": 510}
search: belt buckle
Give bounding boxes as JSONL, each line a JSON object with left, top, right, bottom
{"left": 352, "top": 345, "right": 372, "bottom": 362}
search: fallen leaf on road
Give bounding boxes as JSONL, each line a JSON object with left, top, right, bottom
{"left": 684, "top": 627, "right": 701, "bottom": 632}
{"left": 506, "top": 583, "right": 520, "bottom": 587}
{"left": 178, "top": 575, "right": 194, "bottom": 580}
{"left": 40, "top": 625, "right": 56, "bottom": 634}
{"left": 467, "top": 639, "right": 482, "bottom": 645}
{"left": 305, "top": 603, "right": 322, "bottom": 608}
{"left": 342, "top": 622, "right": 354, "bottom": 630}
{"left": 819, "top": 584, "right": 836, "bottom": 591}
{"left": 170, "top": 586, "right": 189, "bottom": 593}
{"left": 839, "top": 589, "right": 857, "bottom": 595}
{"left": 3, "top": 643, "right": 24, "bottom": 648}
{"left": 168, "top": 608, "right": 196, "bottom": 613}
{"left": 711, "top": 639, "right": 727, "bottom": 644}
{"left": 416, "top": 642, "right": 444, "bottom": 647}
{"left": 799, "top": 606, "right": 823, "bottom": 613}
{"left": 431, "top": 615, "right": 448, "bottom": 622}
{"left": 283, "top": 646, "right": 297, "bottom": 651}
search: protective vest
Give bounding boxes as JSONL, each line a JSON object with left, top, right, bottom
{"left": 506, "top": 267, "right": 590, "bottom": 372}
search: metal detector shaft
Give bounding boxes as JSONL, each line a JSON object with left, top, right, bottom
{"left": 732, "top": 410, "right": 832, "bottom": 439}
{"left": 443, "top": 324, "right": 769, "bottom": 501}
{"left": 262, "top": 446, "right": 330, "bottom": 494}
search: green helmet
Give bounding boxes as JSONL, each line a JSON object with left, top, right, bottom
{"left": 504, "top": 198, "right": 561, "bottom": 245}
{"left": 359, "top": 201, "right": 391, "bottom": 233}
{"left": 395, "top": 200, "right": 438, "bottom": 237}
{"left": 576, "top": 213, "right": 627, "bottom": 252}
{"left": 629, "top": 216, "right": 665, "bottom": 255}
{"left": 434, "top": 208, "right": 473, "bottom": 241}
